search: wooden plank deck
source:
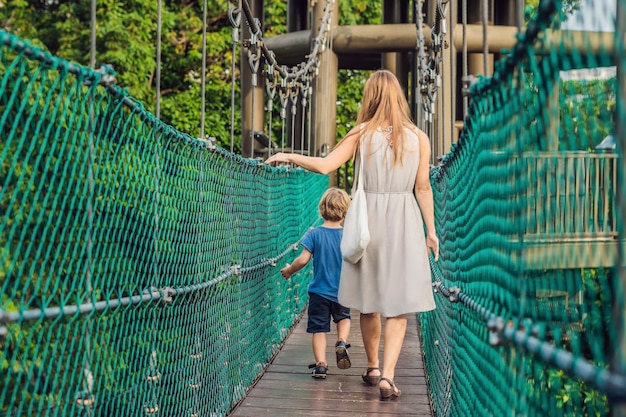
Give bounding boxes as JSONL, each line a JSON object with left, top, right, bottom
{"left": 229, "top": 311, "right": 434, "bottom": 417}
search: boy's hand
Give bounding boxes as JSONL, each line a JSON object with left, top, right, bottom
{"left": 280, "top": 264, "right": 292, "bottom": 279}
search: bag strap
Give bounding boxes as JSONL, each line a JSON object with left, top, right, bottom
{"left": 352, "top": 140, "right": 364, "bottom": 195}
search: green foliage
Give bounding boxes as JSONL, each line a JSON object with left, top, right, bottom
{"left": 560, "top": 78, "right": 616, "bottom": 150}
{"left": 525, "top": 0, "right": 582, "bottom": 24}
{"left": 0, "top": 0, "right": 385, "bottom": 153}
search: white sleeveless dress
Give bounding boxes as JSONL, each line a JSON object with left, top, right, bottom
{"left": 337, "top": 127, "right": 436, "bottom": 317}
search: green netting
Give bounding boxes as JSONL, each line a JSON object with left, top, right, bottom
{"left": 0, "top": 30, "right": 327, "bottom": 416}
{"left": 420, "top": 1, "right": 626, "bottom": 416}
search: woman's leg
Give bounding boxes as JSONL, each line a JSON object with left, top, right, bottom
{"left": 360, "top": 312, "right": 381, "bottom": 375}
{"left": 379, "top": 314, "right": 407, "bottom": 388}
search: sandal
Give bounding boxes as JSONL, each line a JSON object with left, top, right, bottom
{"left": 308, "top": 362, "right": 328, "bottom": 379}
{"left": 361, "top": 367, "right": 380, "bottom": 386}
{"left": 379, "top": 377, "right": 401, "bottom": 401}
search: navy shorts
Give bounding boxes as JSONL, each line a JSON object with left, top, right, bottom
{"left": 307, "top": 292, "right": 351, "bottom": 334}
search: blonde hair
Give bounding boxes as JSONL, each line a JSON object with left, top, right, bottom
{"left": 355, "top": 70, "right": 413, "bottom": 166}
{"left": 319, "top": 188, "right": 350, "bottom": 222}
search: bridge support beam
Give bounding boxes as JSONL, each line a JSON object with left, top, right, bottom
{"left": 265, "top": 25, "right": 618, "bottom": 61}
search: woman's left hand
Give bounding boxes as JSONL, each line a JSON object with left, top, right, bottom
{"left": 265, "top": 152, "right": 290, "bottom": 165}
{"left": 426, "top": 234, "right": 439, "bottom": 262}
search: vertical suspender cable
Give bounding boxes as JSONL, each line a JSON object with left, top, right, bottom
{"left": 482, "top": 0, "right": 488, "bottom": 75}
{"left": 462, "top": 0, "right": 468, "bottom": 118}
{"left": 193, "top": 3, "right": 208, "bottom": 411}
{"left": 307, "top": 77, "right": 312, "bottom": 156}
{"left": 229, "top": 0, "right": 241, "bottom": 153}
{"left": 265, "top": 65, "right": 276, "bottom": 156}
{"left": 290, "top": 81, "right": 296, "bottom": 154}
{"left": 200, "top": 0, "right": 208, "bottom": 140}
{"left": 449, "top": 0, "right": 455, "bottom": 144}
{"left": 300, "top": 81, "right": 306, "bottom": 156}
{"left": 81, "top": 0, "right": 97, "bottom": 412}
{"left": 325, "top": 13, "right": 332, "bottom": 156}
{"left": 156, "top": 0, "right": 162, "bottom": 119}
{"left": 149, "top": 0, "right": 163, "bottom": 412}
{"left": 416, "top": 0, "right": 425, "bottom": 130}
{"left": 89, "top": 1, "right": 96, "bottom": 69}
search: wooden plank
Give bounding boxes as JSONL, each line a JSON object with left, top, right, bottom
{"left": 228, "top": 311, "right": 433, "bottom": 417}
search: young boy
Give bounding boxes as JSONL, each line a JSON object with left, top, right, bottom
{"left": 280, "top": 187, "right": 352, "bottom": 379}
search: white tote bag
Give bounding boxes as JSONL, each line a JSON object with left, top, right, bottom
{"left": 341, "top": 152, "right": 370, "bottom": 264}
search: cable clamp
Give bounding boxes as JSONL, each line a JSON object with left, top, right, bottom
{"left": 461, "top": 75, "right": 476, "bottom": 97}
{"left": 447, "top": 286, "right": 461, "bottom": 303}
{"left": 75, "top": 390, "right": 95, "bottom": 408}
{"left": 198, "top": 135, "right": 217, "bottom": 150}
{"left": 0, "top": 309, "right": 7, "bottom": 338}
{"left": 97, "top": 64, "right": 116, "bottom": 86}
{"left": 160, "top": 287, "right": 176, "bottom": 304}
{"left": 487, "top": 316, "right": 505, "bottom": 346}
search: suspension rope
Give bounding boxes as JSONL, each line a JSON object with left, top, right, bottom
{"left": 199, "top": 0, "right": 208, "bottom": 140}
{"left": 415, "top": 0, "right": 426, "bottom": 129}
{"left": 247, "top": 17, "right": 262, "bottom": 157}
{"left": 228, "top": 1, "right": 242, "bottom": 153}
{"left": 239, "top": 0, "right": 332, "bottom": 82}
{"left": 416, "top": 0, "right": 448, "bottom": 163}
{"left": 300, "top": 78, "right": 307, "bottom": 156}
{"left": 431, "top": 280, "right": 626, "bottom": 401}
{"left": 156, "top": 0, "right": 162, "bottom": 119}
{"left": 306, "top": 76, "right": 312, "bottom": 156}
{"left": 79, "top": 0, "right": 98, "bottom": 410}
{"left": 462, "top": 0, "right": 468, "bottom": 118}
{"left": 448, "top": 0, "right": 455, "bottom": 145}
{"left": 148, "top": 0, "right": 164, "bottom": 412}
{"left": 289, "top": 80, "right": 298, "bottom": 154}
{"left": 322, "top": 12, "right": 332, "bottom": 156}
{"left": 224, "top": 0, "right": 333, "bottom": 158}
{"left": 264, "top": 57, "right": 277, "bottom": 155}
{"left": 482, "top": 0, "right": 488, "bottom": 75}
{"left": 279, "top": 72, "right": 288, "bottom": 153}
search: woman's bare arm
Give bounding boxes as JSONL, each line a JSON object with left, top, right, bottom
{"left": 414, "top": 129, "right": 439, "bottom": 261}
{"left": 265, "top": 128, "right": 360, "bottom": 174}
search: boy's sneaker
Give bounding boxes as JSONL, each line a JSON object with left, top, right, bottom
{"left": 308, "top": 362, "right": 328, "bottom": 379}
{"left": 335, "top": 341, "right": 352, "bottom": 369}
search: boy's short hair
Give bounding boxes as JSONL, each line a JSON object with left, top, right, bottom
{"left": 319, "top": 188, "right": 350, "bottom": 222}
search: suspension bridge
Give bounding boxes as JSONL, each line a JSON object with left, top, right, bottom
{"left": 0, "top": 0, "right": 625, "bottom": 416}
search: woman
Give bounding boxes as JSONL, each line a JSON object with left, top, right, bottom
{"left": 265, "top": 69, "right": 439, "bottom": 401}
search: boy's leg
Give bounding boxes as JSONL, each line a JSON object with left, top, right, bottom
{"left": 332, "top": 303, "right": 352, "bottom": 369}
{"left": 336, "top": 317, "right": 350, "bottom": 343}
{"left": 307, "top": 293, "right": 331, "bottom": 378}
{"left": 312, "top": 333, "right": 327, "bottom": 366}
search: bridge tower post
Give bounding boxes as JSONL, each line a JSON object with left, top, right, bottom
{"left": 382, "top": 0, "right": 410, "bottom": 93}
{"left": 241, "top": 0, "right": 265, "bottom": 158}
{"left": 311, "top": 0, "right": 339, "bottom": 183}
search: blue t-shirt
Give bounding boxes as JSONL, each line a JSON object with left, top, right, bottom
{"left": 300, "top": 226, "right": 343, "bottom": 302}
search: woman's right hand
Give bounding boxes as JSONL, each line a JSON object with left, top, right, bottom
{"left": 265, "top": 152, "right": 290, "bottom": 166}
